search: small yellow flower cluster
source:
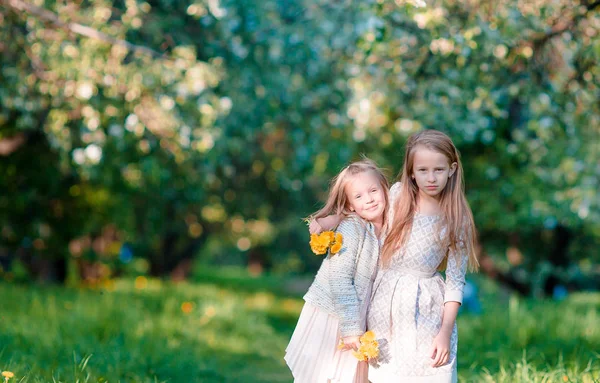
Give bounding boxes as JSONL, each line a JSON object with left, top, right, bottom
{"left": 181, "top": 302, "right": 193, "bottom": 314}
{"left": 309, "top": 231, "right": 343, "bottom": 255}
{"left": 352, "top": 331, "right": 379, "bottom": 361}
{"left": 2, "top": 371, "right": 14, "bottom": 382}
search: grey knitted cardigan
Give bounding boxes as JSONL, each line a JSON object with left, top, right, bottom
{"left": 303, "top": 215, "right": 380, "bottom": 337}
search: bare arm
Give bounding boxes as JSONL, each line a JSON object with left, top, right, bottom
{"left": 431, "top": 301, "right": 460, "bottom": 367}
{"left": 440, "top": 302, "right": 460, "bottom": 334}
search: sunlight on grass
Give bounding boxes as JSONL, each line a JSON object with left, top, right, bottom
{"left": 0, "top": 275, "right": 598, "bottom": 382}
{"left": 478, "top": 352, "right": 600, "bottom": 383}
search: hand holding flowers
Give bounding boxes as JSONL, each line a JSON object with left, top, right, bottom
{"left": 338, "top": 331, "right": 380, "bottom": 362}
{"left": 352, "top": 331, "right": 380, "bottom": 362}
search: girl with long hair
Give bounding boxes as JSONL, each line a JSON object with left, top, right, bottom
{"left": 367, "top": 129, "right": 478, "bottom": 382}
{"left": 311, "top": 130, "right": 478, "bottom": 382}
{"left": 285, "top": 158, "right": 389, "bottom": 382}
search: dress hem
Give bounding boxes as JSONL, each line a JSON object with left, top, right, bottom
{"left": 369, "top": 367, "right": 457, "bottom": 383}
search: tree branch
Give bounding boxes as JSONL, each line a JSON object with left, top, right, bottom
{"left": 4, "top": 0, "right": 165, "bottom": 58}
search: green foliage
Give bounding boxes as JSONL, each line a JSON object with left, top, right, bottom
{"left": 0, "top": 0, "right": 598, "bottom": 281}
{"left": 0, "top": 274, "right": 598, "bottom": 382}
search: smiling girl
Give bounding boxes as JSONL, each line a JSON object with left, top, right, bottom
{"left": 285, "top": 158, "right": 389, "bottom": 383}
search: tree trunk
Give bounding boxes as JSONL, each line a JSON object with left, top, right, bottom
{"left": 543, "top": 225, "right": 571, "bottom": 296}
{"left": 148, "top": 234, "right": 208, "bottom": 279}
{"left": 168, "top": 236, "right": 207, "bottom": 281}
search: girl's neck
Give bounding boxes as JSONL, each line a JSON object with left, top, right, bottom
{"left": 416, "top": 191, "right": 442, "bottom": 215}
{"left": 370, "top": 217, "right": 384, "bottom": 238}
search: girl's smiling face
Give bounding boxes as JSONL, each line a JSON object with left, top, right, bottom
{"left": 411, "top": 146, "right": 457, "bottom": 199}
{"left": 345, "top": 171, "right": 386, "bottom": 225}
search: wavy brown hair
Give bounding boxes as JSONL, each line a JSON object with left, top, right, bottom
{"left": 380, "top": 130, "right": 479, "bottom": 271}
{"left": 309, "top": 158, "right": 390, "bottom": 230}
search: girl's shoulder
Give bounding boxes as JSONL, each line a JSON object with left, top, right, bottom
{"left": 389, "top": 181, "right": 403, "bottom": 202}
{"left": 334, "top": 215, "right": 370, "bottom": 253}
{"left": 336, "top": 214, "right": 367, "bottom": 234}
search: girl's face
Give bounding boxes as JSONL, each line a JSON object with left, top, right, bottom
{"left": 411, "top": 146, "right": 457, "bottom": 199}
{"left": 345, "top": 171, "right": 386, "bottom": 224}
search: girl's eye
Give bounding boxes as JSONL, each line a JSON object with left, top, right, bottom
{"left": 355, "top": 195, "right": 361, "bottom": 199}
{"left": 371, "top": 189, "right": 377, "bottom": 193}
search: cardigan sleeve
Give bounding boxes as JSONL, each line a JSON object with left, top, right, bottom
{"left": 327, "top": 217, "right": 365, "bottom": 337}
{"left": 444, "top": 228, "right": 469, "bottom": 304}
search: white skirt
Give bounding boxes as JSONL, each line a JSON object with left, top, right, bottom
{"left": 284, "top": 303, "right": 368, "bottom": 383}
{"left": 369, "top": 366, "right": 457, "bottom": 383}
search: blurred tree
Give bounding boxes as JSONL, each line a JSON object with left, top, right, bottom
{"left": 341, "top": 0, "right": 600, "bottom": 294}
{"left": 0, "top": 0, "right": 598, "bottom": 292}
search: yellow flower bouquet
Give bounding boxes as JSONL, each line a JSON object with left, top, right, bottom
{"left": 338, "top": 331, "right": 380, "bottom": 362}
{"left": 309, "top": 231, "right": 343, "bottom": 256}
{"left": 352, "top": 331, "right": 379, "bottom": 362}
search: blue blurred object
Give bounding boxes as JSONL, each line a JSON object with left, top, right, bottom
{"left": 21, "top": 237, "right": 32, "bottom": 248}
{"left": 119, "top": 244, "right": 133, "bottom": 263}
{"left": 461, "top": 280, "right": 482, "bottom": 314}
{"left": 552, "top": 284, "right": 568, "bottom": 301}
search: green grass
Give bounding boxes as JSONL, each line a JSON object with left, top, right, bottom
{"left": 0, "top": 271, "right": 598, "bottom": 382}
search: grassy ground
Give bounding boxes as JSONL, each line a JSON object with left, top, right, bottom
{"left": 0, "top": 268, "right": 598, "bottom": 382}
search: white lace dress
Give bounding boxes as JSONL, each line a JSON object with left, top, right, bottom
{"left": 367, "top": 185, "right": 468, "bottom": 382}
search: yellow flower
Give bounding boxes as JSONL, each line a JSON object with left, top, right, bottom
{"left": 360, "top": 330, "right": 376, "bottom": 343}
{"left": 350, "top": 331, "right": 380, "bottom": 361}
{"left": 2, "top": 371, "right": 14, "bottom": 379}
{"left": 309, "top": 231, "right": 343, "bottom": 256}
{"left": 330, "top": 241, "right": 342, "bottom": 254}
{"left": 329, "top": 233, "right": 343, "bottom": 254}
{"left": 352, "top": 349, "right": 367, "bottom": 361}
{"left": 361, "top": 343, "right": 379, "bottom": 359}
{"left": 321, "top": 231, "right": 335, "bottom": 246}
{"left": 309, "top": 233, "right": 328, "bottom": 255}
{"left": 335, "top": 232, "right": 342, "bottom": 244}
{"left": 181, "top": 302, "right": 193, "bottom": 314}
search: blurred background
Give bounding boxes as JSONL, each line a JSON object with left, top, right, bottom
{"left": 0, "top": 0, "right": 598, "bottom": 382}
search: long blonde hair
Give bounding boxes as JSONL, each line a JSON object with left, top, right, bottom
{"left": 381, "top": 130, "right": 479, "bottom": 271}
{"left": 310, "top": 158, "right": 390, "bottom": 229}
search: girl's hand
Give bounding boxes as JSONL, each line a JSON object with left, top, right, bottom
{"left": 430, "top": 330, "right": 451, "bottom": 367}
{"left": 341, "top": 336, "right": 361, "bottom": 351}
{"left": 308, "top": 219, "right": 323, "bottom": 234}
